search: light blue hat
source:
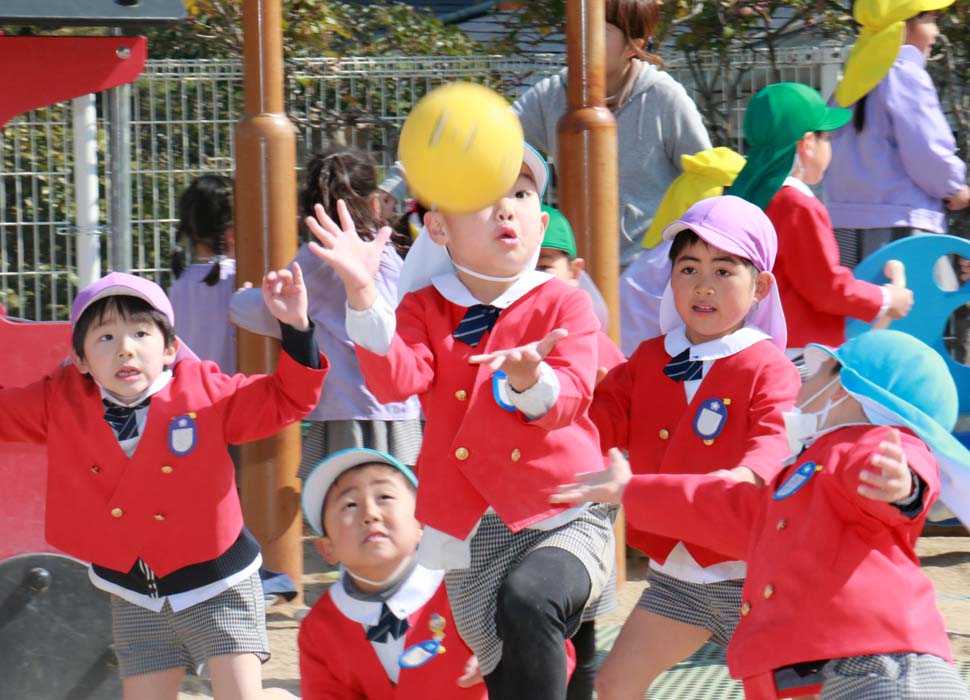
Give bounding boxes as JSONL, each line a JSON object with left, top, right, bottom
{"left": 807, "top": 330, "right": 970, "bottom": 525}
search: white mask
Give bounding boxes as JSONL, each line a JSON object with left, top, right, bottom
{"left": 782, "top": 376, "right": 848, "bottom": 454}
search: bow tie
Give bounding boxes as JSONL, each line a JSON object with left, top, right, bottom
{"left": 453, "top": 304, "right": 502, "bottom": 347}
{"left": 365, "top": 602, "right": 410, "bottom": 643}
{"left": 103, "top": 398, "right": 151, "bottom": 440}
{"left": 663, "top": 348, "right": 704, "bottom": 383}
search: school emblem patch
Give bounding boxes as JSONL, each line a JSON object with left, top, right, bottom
{"left": 693, "top": 398, "right": 728, "bottom": 441}
{"left": 399, "top": 613, "right": 448, "bottom": 669}
{"left": 168, "top": 413, "right": 198, "bottom": 456}
{"left": 773, "top": 461, "right": 822, "bottom": 500}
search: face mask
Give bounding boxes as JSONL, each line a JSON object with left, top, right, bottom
{"left": 782, "top": 376, "right": 848, "bottom": 453}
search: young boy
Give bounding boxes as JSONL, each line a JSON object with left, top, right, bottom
{"left": 298, "top": 448, "right": 486, "bottom": 699}
{"left": 588, "top": 195, "right": 801, "bottom": 700}
{"left": 727, "top": 82, "right": 913, "bottom": 360}
{"left": 305, "top": 144, "right": 616, "bottom": 700}
{"left": 0, "top": 268, "right": 327, "bottom": 699}
{"left": 554, "top": 329, "right": 970, "bottom": 700}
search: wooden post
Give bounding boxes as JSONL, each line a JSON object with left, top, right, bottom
{"left": 557, "top": 0, "right": 625, "bottom": 585}
{"left": 235, "top": 0, "right": 303, "bottom": 601}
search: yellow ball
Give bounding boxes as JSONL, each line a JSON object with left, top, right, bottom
{"left": 398, "top": 82, "right": 524, "bottom": 214}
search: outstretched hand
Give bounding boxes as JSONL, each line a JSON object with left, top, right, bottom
{"left": 859, "top": 428, "right": 913, "bottom": 502}
{"left": 261, "top": 262, "right": 309, "bottom": 330}
{"left": 456, "top": 655, "right": 483, "bottom": 688}
{"left": 468, "top": 328, "right": 567, "bottom": 392}
{"left": 305, "top": 200, "right": 392, "bottom": 310}
{"left": 551, "top": 448, "right": 632, "bottom": 505}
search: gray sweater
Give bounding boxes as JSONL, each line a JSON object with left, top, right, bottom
{"left": 512, "top": 61, "right": 711, "bottom": 269}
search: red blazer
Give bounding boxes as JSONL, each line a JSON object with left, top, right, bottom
{"left": 622, "top": 425, "right": 951, "bottom": 683}
{"left": 0, "top": 352, "right": 327, "bottom": 575}
{"left": 597, "top": 331, "right": 626, "bottom": 371}
{"left": 298, "top": 580, "right": 486, "bottom": 700}
{"left": 592, "top": 337, "right": 799, "bottom": 566}
{"left": 356, "top": 280, "right": 603, "bottom": 539}
{"left": 768, "top": 185, "right": 883, "bottom": 348}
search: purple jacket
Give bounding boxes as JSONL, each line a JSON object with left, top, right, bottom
{"left": 823, "top": 45, "right": 966, "bottom": 233}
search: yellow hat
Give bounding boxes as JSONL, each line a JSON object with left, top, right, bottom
{"left": 641, "top": 147, "right": 746, "bottom": 249}
{"left": 834, "top": 0, "right": 955, "bottom": 107}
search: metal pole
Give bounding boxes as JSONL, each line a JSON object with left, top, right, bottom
{"left": 72, "top": 94, "right": 101, "bottom": 288}
{"left": 557, "top": 0, "right": 625, "bottom": 585}
{"left": 236, "top": 0, "right": 303, "bottom": 600}
{"left": 107, "top": 28, "right": 132, "bottom": 273}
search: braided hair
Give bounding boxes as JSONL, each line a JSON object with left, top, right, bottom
{"left": 171, "top": 174, "right": 234, "bottom": 286}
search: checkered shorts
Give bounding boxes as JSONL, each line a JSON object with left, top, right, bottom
{"left": 298, "top": 418, "right": 423, "bottom": 479}
{"left": 820, "top": 653, "right": 970, "bottom": 700}
{"left": 109, "top": 572, "right": 269, "bottom": 677}
{"left": 444, "top": 504, "right": 617, "bottom": 675}
{"left": 636, "top": 568, "right": 743, "bottom": 646}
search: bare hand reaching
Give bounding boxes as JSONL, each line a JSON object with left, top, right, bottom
{"left": 859, "top": 428, "right": 913, "bottom": 503}
{"left": 468, "top": 329, "right": 567, "bottom": 392}
{"left": 551, "top": 448, "right": 633, "bottom": 505}
{"left": 261, "top": 262, "right": 309, "bottom": 330}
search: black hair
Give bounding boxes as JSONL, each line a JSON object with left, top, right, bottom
{"left": 171, "top": 174, "right": 235, "bottom": 286}
{"left": 852, "top": 94, "right": 868, "bottom": 133}
{"left": 319, "top": 461, "right": 417, "bottom": 536}
{"left": 72, "top": 295, "right": 176, "bottom": 361}
{"left": 668, "top": 229, "right": 759, "bottom": 274}
{"left": 388, "top": 201, "right": 428, "bottom": 260}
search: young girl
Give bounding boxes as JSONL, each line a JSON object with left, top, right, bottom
{"left": 231, "top": 147, "right": 422, "bottom": 476}
{"left": 512, "top": 0, "right": 711, "bottom": 272}
{"left": 824, "top": 0, "right": 969, "bottom": 267}
{"left": 169, "top": 174, "right": 238, "bottom": 374}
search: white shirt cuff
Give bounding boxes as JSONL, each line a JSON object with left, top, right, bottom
{"left": 877, "top": 285, "right": 892, "bottom": 318}
{"left": 345, "top": 296, "right": 396, "bottom": 355}
{"left": 508, "top": 361, "right": 560, "bottom": 420}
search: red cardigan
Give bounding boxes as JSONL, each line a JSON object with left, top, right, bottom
{"left": 592, "top": 336, "right": 799, "bottom": 566}
{"left": 356, "top": 279, "right": 603, "bottom": 539}
{"left": 0, "top": 352, "right": 327, "bottom": 575}
{"left": 768, "top": 185, "right": 883, "bottom": 348}
{"left": 622, "top": 425, "right": 951, "bottom": 683}
{"left": 298, "top": 580, "right": 486, "bottom": 700}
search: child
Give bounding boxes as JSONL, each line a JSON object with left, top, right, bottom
{"left": 230, "top": 147, "right": 422, "bottom": 477}
{"left": 554, "top": 329, "right": 970, "bottom": 700}
{"left": 169, "top": 174, "right": 238, "bottom": 374}
{"left": 306, "top": 143, "right": 616, "bottom": 700}
{"left": 824, "top": 0, "right": 969, "bottom": 268}
{"left": 536, "top": 204, "right": 622, "bottom": 700}
{"left": 588, "top": 195, "right": 801, "bottom": 700}
{"left": 0, "top": 269, "right": 327, "bottom": 699}
{"left": 298, "top": 447, "right": 486, "bottom": 699}
{"left": 727, "top": 82, "right": 913, "bottom": 362}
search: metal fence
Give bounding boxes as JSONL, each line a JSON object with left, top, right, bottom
{"left": 0, "top": 44, "right": 894, "bottom": 320}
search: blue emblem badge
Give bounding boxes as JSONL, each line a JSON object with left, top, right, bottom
{"left": 399, "top": 613, "right": 448, "bottom": 669}
{"left": 773, "top": 461, "right": 821, "bottom": 500}
{"left": 492, "top": 370, "right": 516, "bottom": 412}
{"left": 168, "top": 414, "right": 198, "bottom": 456}
{"left": 693, "top": 398, "right": 728, "bottom": 441}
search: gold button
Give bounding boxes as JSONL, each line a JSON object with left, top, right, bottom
{"left": 740, "top": 601, "right": 751, "bottom": 616}
{"left": 763, "top": 584, "right": 774, "bottom": 599}
{"left": 511, "top": 449, "right": 521, "bottom": 462}
{"left": 455, "top": 390, "right": 468, "bottom": 401}
{"left": 90, "top": 465, "right": 101, "bottom": 474}
{"left": 455, "top": 447, "right": 469, "bottom": 461}
{"left": 154, "top": 513, "right": 165, "bottom": 521}
{"left": 776, "top": 519, "right": 787, "bottom": 531}
{"left": 161, "top": 465, "right": 174, "bottom": 474}
{"left": 659, "top": 429, "right": 669, "bottom": 440}
{"left": 703, "top": 439, "right": 714, "bottom": 446}
{"left": 111, "top": 507, "right": 124, "bottom": 518}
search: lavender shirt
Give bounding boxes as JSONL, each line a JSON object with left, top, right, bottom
{"left": 823, "top": 45, "right": 966, "bottom": 233}
{"left": 169, "top": 259, "right": 237, "bottom": 374}
{"left": 295, "top": 243, "right": 421, "bottom": 422}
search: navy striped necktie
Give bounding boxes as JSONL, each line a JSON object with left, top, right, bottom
{"left": 365, "top": 602, "right": 409, "bottom": 643}
{"left": 663, "top": 348, "right": 704, "bottom": 383}
{"left": 103, "top": 398, "right": 150, "bottom": 440}
{"left": 453, "top": 304, "right": 502, "bottom": 347}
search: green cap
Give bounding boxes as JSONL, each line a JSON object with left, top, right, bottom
{"left": 541, "top": 205, "right": 576, "bottom": 258}
{"left": 729, "top": 82, "right": 852, "bottom": 210}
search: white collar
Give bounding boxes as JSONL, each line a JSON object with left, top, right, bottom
{"left": 664, "top": 325, "right": 769, "bottom": 362}
{"left": 99, "top": 369, "right": 173, "bottom": 407}
{"left": 431, "top": 269, "right": 552, "bottom": 309}
{"left": 783, "top": 177, "right": 815, "bottom": 199}
{"left": 328, "top": 564, "right": 445, "bottom": 626}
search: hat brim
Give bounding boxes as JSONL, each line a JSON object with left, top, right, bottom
{"left": 523, "top": 143, "right": 549, "bottom": 199}
{"left": 301, "top": 448, "right": 418, "bottom": 536}
{"left": 814, "top": 106, "right": 852, "bottom": 132}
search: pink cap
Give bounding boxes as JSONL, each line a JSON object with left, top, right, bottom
{"left": 71, "top": 272, "right": 174, "bottom": 327}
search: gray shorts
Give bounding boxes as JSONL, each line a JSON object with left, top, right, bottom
{"left": 109, "top": 572, "right": 269, "bottom": 677}
{"left": 820, "top": 653, "right": 970, "bottom": 700}
{"left": 636, "top": 568, "right": 743, "bottom": 646}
